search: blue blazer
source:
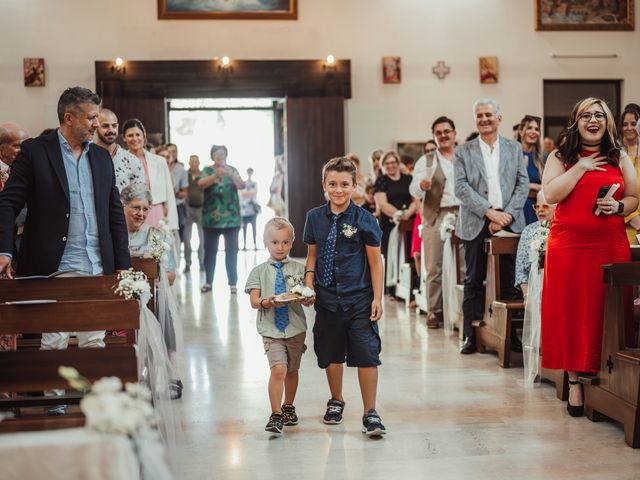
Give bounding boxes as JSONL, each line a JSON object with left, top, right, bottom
{"left": 0, "top": 131, "right": 131, "bottom": 276}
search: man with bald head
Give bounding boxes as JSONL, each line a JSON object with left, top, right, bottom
{"left": 0, "top": 122, "right": 29, "bottom": 190}
{"left": 95, "top": 108, "right": 145, "bottom": 193}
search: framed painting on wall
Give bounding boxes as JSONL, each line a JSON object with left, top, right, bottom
{"left": 23, "top": 58, "right": 45, "bottom": 87}
{"left": 395, "top": 141, "right": 427, "bottom": 165}
{"left": 382, "top": 57, "right": 401, "bottom": 84}
{"left": 158, "top": 0, "right": 298, "bottom": 20}
{"left": 535, "top": 0, "right": 634, "bottom": 31}
{"left": 479, "top": 56, "right": 498, "bottom": 84}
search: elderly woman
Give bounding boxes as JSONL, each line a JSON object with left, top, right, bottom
{"left": 121, "top": 185, "right": 183, "bottom": 399}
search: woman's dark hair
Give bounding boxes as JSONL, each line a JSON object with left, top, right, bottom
{"left": 518, "top": 115, "right": 544, "bottom": 176}
{"left": 210, "top": 144, "right": 228, "bottom": 158}
{"left": 465, "top": 131, "right": 479, "bottom": 142}
{"left": 322, "top": 156, "right": 357, "bottom": 184}
{"left": 618, "top": 106, "right": 640, "bottom": 141}
{"left": 556, "top": 97, "right": 620, "bottom": 166}
{"left": 122, "top": 118, "right": 147, "bottom": 140}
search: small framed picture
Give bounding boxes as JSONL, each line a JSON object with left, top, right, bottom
{"left": 382, "top": 56, "right": 401, "bottom": 84}
{"left": 479, "top": 56, "right": 498, "bottom": 84}
{"left": 24, "top": 58, "right": 45, "bottom": 87}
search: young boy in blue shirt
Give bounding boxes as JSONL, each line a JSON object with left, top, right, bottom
{"left": 303, "top": 157, "right": 386, "bottom": 436}
{"left": 245, "top": 217, "right": 315, "bottom": 434}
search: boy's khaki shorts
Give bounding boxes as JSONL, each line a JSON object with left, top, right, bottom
{"left": 263, "top": 332, "right": 307, "bottom": 372}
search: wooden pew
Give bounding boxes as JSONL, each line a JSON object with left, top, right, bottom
{"left": 0, "top": 298, "right": 139, "bottom": 432}
{"left": 131, "top": 257, "right": 160, "bottom": 314}
{"left": 0, "top": 276, "right": 137, "bottom": 347}
{"left": 474, "top": 236, "right": 523, "bottom": 368}
{"left": 581, "top": 261, "right": 640, "bottom": 448}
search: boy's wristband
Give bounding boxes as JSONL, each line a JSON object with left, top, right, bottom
{"left": 304, "top": 270, "right": 315, "bottom": 276}
{"left": 259, "top": 298, "right": 268, "bottom": 309}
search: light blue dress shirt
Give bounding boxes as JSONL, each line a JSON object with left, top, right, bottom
{"left": 57, "top": 130, "right": 102, "bottom": 275}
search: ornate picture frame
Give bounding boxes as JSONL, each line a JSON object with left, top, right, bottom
{"left": 535, "top": 0, "right": 634, "bottom": 31}
{"left": 158, "top": 0, "right": 298, "bottom": 20}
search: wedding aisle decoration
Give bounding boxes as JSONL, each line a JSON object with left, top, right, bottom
{"left": 439, "top": 212, "right": 459, "bottom": 335}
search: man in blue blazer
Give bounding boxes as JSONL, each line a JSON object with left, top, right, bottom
{"left": 0, "top": 87, "right": 130, "bottom": 279}
{"left": 454, "top": 98, "right": 529, "bottom": 354}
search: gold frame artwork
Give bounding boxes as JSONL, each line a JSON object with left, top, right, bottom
{"left": 382, "top": 57, "right": 401, "bottom": 84}
{"left": 23, "top": 58, "right": 45, "bottom": 87}
{"left": 535, "top": 0, "right": 634, "bottom": 31}
{"left": 158, "top": 0, "right": 297, "bottom": 20}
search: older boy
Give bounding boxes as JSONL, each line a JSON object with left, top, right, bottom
{"left": 245, "top": 217, "right": 313, "bottom": 434}
{"left": 304, "top": 157, "right": 386, "bottom": 436}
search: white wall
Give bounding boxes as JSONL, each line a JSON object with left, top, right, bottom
{"left": 1, "top": 0, "right": 639, "bottom": 171}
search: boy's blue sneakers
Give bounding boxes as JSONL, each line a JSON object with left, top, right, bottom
{"left": 323, "top": 398, "right": 345, "bottom": 424}
{"left": 361, "top": 409, "right": 386, "bottom": 436}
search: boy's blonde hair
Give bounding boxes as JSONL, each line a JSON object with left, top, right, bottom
{"left": 263, "top": 216, "right": 295, "bottom": 240}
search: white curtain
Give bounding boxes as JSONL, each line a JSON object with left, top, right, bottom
{"left": 385, "top": 224, "right": 405, "bottom": 288}
{"left": 441, "top": 235, "right": 458, "bottom": 336}
{"left": 523, "top": 265, "right": 543, "bottom": 388}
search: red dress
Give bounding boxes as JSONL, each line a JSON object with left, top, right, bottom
{"left": 541, "top": 158, "right": 630, "bottom": 372}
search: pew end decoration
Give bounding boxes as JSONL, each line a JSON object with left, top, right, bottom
{"left": 440, "top": 212, "right": 460, "bottom": 335}
{"left": 58, "top": 366, "right": 173, "bottom": 479}
{"left": 114, "top": 269, "right": 152, "bottom": 301}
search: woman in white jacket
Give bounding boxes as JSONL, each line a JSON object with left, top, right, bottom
{"left": 122, "top": 119, "right": 178, "bottom": 231}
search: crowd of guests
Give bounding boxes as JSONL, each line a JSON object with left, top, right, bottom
{"left": 2, "top": 85, "right": 640, "bottom": 429}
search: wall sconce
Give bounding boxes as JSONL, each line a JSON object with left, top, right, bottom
{"left": 111, "top": 57, "right": 126, "bottom": 74}
{"left": 218, "top": 56, "right": 233, "bottom": 73}
{"left": 323, "top": 54, "right": 337, "bottom": 71}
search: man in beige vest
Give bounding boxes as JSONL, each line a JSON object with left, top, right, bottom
{"left": 409, "top": 116, "right": 460, "bottom": 328}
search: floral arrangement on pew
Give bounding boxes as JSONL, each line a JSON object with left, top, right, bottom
{"left": 58, "top": 367, "right": 173, "bottom": 479}
{"left": 528, "top": 220, "right": 551, "bottom": 270}
{"left": 149, "top": 231, "right": 171, "bottom": 266}
{"left": 114, "top": 269, "right": 152, "bottom": 301}
{"left": 439, "top": 212, "right": 457, "bottom": 241}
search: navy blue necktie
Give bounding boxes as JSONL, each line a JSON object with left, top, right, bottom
{"left": 273, "top": 262, "right": 289, "bottom": 332}
{"left": 320, "top": 215, "right": 339, "bottom": 286}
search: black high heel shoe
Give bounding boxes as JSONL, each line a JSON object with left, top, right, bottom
{"left": 566, "top": 380, "right": 584, "bottom": 417}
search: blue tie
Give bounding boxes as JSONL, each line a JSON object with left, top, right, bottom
{"left": 320, "top": 215, "right": 339, "bottom": 286}
{"left": 273, "top": 262, "right": 289, "bottom": 332}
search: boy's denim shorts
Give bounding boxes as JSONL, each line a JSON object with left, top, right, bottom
{"left": 313, "top": 302, "right": 381, "bottom": 369}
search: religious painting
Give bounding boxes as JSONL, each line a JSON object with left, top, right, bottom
{"left": 395, "top": 141, "right": 427, "bottom": 164}
{"left": 23, "top": 58, "right": 45, "bottom": 87}
{"left": 158, "top": 0, "right": 298, "bottom": 19}
{"left": 535, "top": 0, "right": 634, "bottom": 30}
{"left": 479, "top": 56, "right": 499, "bottom": 84}
{"left": 382, "top": 57, "right": 401, "bottom": 84}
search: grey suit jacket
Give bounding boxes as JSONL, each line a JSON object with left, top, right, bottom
{"left": 453, "top": 136, "right": 529, "bottom": 241}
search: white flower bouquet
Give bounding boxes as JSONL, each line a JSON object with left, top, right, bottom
{"left": 149, "top": 231, "right": 170, "bottom": 265}
{"left": 529, "top": 220, "right": 551, "bottom": 270}
{"left": 58, "top": 366, "right": 156, "bottom": 436}
{"left": 114, "top": 269, "right": 151, "bottom": 301}
{"left": 439, "top": 212, "right": 457, "bottom": 241}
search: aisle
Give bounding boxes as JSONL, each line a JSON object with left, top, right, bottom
{"left": 173, "top": 251, "right": 640, "bottom": 480}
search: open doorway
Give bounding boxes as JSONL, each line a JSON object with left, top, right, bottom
{"left": 167, "top": 98, "right": 279, "bottom": 252}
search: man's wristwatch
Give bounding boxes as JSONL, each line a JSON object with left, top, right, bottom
{"left": 618, "top": 201, "right": 625, "bottom": 215}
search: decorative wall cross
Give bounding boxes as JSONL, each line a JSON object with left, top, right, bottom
{"left": 432, "top": 61, "right": 451, "bottom": 80}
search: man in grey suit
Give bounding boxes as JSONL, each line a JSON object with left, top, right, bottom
{"left": 454, "top": 99, "right": 529, "bottom": 354}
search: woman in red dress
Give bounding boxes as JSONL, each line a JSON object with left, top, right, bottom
{"left": 541, "top": 97, "right": 638, "bottom": 417}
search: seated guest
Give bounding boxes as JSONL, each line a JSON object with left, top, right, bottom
{"left": 362, "top": 184, "right": 379, "bottom": 217}
{"left": 120, "top": 184, "right": 183, "bottom": 399}
{"left": 541, "top": 97, "right": 638, "bottom": 417}
{"left": 424, "top": 140, "right": 437, "bottom": 155}
{"left": 515, "top": 191, "right": 556, "bottom": 303}
{"left": 518, "top": 115, "right": 544, "bottom": 225}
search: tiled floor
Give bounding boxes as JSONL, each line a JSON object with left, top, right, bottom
{"left": 173, "top": 250, "right": 640, "bottom": 480}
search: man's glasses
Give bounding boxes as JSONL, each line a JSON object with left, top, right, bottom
{"left": 533, "top": 204, "right": 551, "bottom": 212}
{"left": 579, "top": 112, "right": 606, "bottom": 122}
{"left": 435, "top": 129, "right": 453, "bottom": 138}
